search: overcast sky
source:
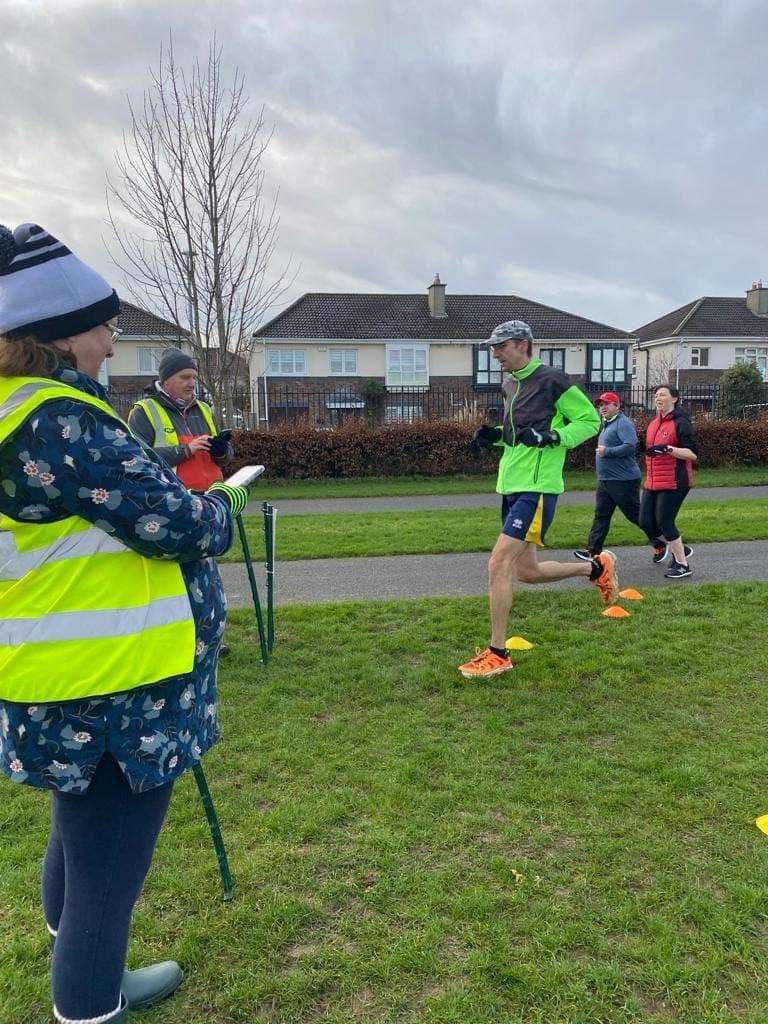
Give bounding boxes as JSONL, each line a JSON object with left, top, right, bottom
{"left": 1, "top": 0, "right": 765, "bottom": 332}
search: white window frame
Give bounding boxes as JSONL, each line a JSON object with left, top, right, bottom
{"left": 329, "top": 349, "right": 358, "bottom": 375}
{"left": 735, "top": 346, "right": 768, "bottom": 380}
{"left": 385, "top": 343, "right": 429, "bottom": 387}
{"left": 267, "top": 348, "right": 307, "bottom": 376}
{"left": 385, "top": 404, "right": 423, "bottom": 423}
{"left": 137, "top": 346, "right": 169, "bottom": 375}
{"left": 690, "top": 347, "right": 710, "bottom": 368}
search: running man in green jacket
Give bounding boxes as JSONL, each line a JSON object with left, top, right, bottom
{"left": 459, "top": 320, "right": 619, "bottom": 680}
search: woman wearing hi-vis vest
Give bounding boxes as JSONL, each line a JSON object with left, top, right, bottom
{"left": 0, "top": 223, "right": 250, "bottom": 1024}
{"left": 127, "top": 349, "right": 233, "bottom": 492}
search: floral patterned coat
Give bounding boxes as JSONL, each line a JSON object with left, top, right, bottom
{"left": 0, "top": 367, "right": 233, "bottom": 794}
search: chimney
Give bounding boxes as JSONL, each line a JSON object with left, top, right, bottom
{"left": 427, "top": 273, "right": 447, "bottom": 318}
{"left": 746, "top": 279, "right": 768, "bottom": 316}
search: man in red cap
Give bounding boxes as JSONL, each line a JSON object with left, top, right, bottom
{"left": 574, "top": 392, "right": 667, "bottom": 562}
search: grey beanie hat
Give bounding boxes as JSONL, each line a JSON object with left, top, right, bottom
{"left": 158, "top": 347, "right": 197, "bottom": 382}
{"left": 0, "top": 223, "right": 119, "bottom": 341}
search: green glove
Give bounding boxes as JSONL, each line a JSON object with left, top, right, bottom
{"left": 208, "top": 481, "right": 248, "bottom": 517}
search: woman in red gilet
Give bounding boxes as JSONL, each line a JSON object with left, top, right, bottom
{"left": 639, "top": 385, "right": 699, "bottom": 578}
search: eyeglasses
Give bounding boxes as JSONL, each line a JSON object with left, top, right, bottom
{"left": 104, "top": 323, "right": 123, "bottom": 343}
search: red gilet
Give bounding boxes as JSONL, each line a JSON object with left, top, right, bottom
{"left": 644, "top": 411, "right": 694, "bottom": 490}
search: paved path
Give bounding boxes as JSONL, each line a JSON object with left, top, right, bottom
{"left": 220, "top": 539, "right": 768, "bottom": 608}
{"left": 245, "top": 485, "right": 768, "bottom": 517}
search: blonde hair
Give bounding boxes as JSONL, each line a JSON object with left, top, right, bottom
{"left": 0, "top": 334, "right": 70, "bottom": 377}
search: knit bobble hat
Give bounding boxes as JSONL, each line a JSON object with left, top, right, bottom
{"left": 158, "top": 347, "right": 197, "bottom": 382}
{"left": 0, "top": 222, "right": 119, "bottom": 341}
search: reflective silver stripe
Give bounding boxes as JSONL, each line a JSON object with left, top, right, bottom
{"left": 0, "top": 528, "right": 128, "bottom": 580}
{"left": 0, "top": 380, "right": 56, "bottom": 421}
{"left": 139, "top": 399, "right": 169, "bottom": 445}
{"left": 0, "top": 594, "right": 192, "bottom": 645}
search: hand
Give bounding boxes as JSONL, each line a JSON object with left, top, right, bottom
{"left": 207, "top": 481, "right": 248, "bottom": 516}
{"left": 516, "top": 427, "right": 560, "bottom": 448}
{"left": 645, "top": 444, "right": 671, "bottom": 456}
{"left": 187, "top": 435, "right": 212, "bottom": 454}
{"left": 472, "top": 424, "right": 502, "bottom": 449}
{"left": 596, "top": 444, "right": 606, "bottom": 456}
{"left": 208, "top": 430, "right": 232, "bottom": 458}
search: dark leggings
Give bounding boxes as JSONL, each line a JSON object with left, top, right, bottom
{"left": 42, "top": 753, "right": 173, "bottom": 1020}
{"left": 639, "top": 487, "right": 690, "bottom": 543}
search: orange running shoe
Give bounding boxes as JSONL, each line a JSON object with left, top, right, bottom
{"left": 592, "top": 550, "right": 619, "bottom": 606}
{"left": 458, "top": 647, "right": 513, "bottom": 679}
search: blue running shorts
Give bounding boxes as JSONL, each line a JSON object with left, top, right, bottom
{"left": 500, "top": 492, "right": 558, "bottom": 545}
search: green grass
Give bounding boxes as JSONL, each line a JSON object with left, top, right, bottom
{"left": 227, "top": 498, "right": 768, "bottom": 561}
{"left": 255, "top": 465, "right": 768, "bottom": 500}
{"left": 3, "top": 586, "right": 768, "bottom": 1022}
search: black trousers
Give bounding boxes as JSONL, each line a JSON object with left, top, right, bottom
{"left": 639, "top": 487, "right": 690, "bottom": 543}
{"left": 587, "top": 478, "right": 656, "bottom": 554}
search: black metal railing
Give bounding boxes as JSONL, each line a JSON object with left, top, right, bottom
{"left": 105, "top": 380, "right": 768, "bottom": 428}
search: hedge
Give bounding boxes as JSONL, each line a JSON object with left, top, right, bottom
{"left": 230, "top": 417, "right": 768, "bottom": 479}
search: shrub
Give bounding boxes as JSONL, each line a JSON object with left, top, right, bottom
{"left": 231, "top": 415, "right": 768, "bottom": 479}
{"left": 717, "top": 362, "right": 767, "bottom": 419}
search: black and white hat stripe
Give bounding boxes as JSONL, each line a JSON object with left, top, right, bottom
{"left": 1, "top": 242, "right": 72, "bottom": 277}
{"left": 0, "top": 222, "right": 119, "bottom": 341}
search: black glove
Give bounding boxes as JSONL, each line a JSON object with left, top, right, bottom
{"left": 472, "top": 424, "right": 502, "bottom": 450}
{"left": 516, "top": 427, "right": 560, "bottom": 448}
{"left": 209, "top": 429, "right": 233, "bottom": 458}
{"left": 645, "top": 444, "right": 671, "bottom": 456}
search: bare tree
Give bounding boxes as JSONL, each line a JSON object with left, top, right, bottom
{"left": 647, "top": 346, "right": 682, "bottom": 388}
{"left": 107, "top": 36, "right": 291, "bottom": 424}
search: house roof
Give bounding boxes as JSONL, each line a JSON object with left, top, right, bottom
{"left": 118, "top": 300, "right": 188, "bottom": 338}
{"left": 254, "top": 293, "right": 633, "bottom": 342}
{"left": 635, "top": 297, "right": 768, "bottom": 343}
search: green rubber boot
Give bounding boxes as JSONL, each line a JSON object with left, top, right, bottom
{"left": 121, "top": 961, "right": 183, "bottom": 1009}
{"left": 49, "top": 933, "right": 182, "bottom": 1010}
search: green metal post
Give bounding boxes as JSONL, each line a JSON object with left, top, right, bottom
{"left": 263, "top": 501, "right": 276, "bottom": 651}
{"left": 236, "top": 513, "right": 268, "bottom": 664}
{"left": 192, "top": 762, "right": 233, "bottom": 901}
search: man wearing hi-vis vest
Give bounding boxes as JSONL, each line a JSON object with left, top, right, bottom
{"left": 127, "top": 348, "right": 233, "bottom": 491}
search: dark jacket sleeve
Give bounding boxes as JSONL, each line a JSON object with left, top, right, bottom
{"left": 675, "top": 412, "right": 699, "bottom": 455}
{"left": 127, "top": 403, "right": 189, "bottom": 468}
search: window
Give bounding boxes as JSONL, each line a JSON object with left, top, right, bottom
{"left": 267, "top": 348, "right": 306, "bottom": 376}
{"left": 329, "top": 349, "right": 357, "bottom": 375}
{"left": 539, "top": 348, "right": 565, "bottom": 371}
{"left": 473, "top": 345, "right": 503, "bottom": 388}
{"left": 137, "top": 346, "right": 168, "bottom": 374}
{"left": 385, "top": 404, "right": 423, "bottom": 423}
{"left": 386, "top": 344, "right": 428, "bottom": 387}
{"left": 588, "top": 345, "right": 626, "bottom": 385}
{"left": 690, "top": 347, "right": 710, "bottom": 368}
{"left": 735, "top": 346, "right": 768, "bottom": 379}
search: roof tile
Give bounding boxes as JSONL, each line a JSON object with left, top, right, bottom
{"left": 255, "top": 293, "right": 633, "bottom": 341}
{"left": 636, "top": 297, "right": 768, "bottom": 341}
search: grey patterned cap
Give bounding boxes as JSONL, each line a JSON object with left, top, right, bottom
{"left": 485, "top": 320, "right": 534, "bottom": 345}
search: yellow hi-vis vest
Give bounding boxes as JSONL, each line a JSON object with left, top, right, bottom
{"left": 132, "top": 396, "right": 217, "bottom": 445}
{"left": 0, "top": 376, "right": 196, "bottom": 704}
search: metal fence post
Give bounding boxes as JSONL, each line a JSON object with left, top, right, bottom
{"left": 263, "top": 501, "right": 276, "bottom": 651}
